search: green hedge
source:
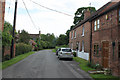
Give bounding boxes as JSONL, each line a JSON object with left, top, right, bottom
{"left": 15, "top": 43, "right": 32, "bottom": 56}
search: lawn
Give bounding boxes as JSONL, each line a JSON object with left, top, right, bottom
{"left": 2, "top": 51, "right": 35, "bottom": 69}
{"left": 73, "top": 57, "right": 120, "bottom": 80}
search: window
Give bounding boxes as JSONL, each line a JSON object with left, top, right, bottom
{"left": 94, "top": 44, "right": 99, "bottom": 55}
{"left": 62, "top": 49, "right": 72, "bottom": 52}
{"left": 97, "top": 19, "right": 100, "bottom": 29}
{"left": 94, "top": 21, "right": 97, "bottom": 31}
{"left": 71, "top": 32, "right": 73, "bottom": 39}
{"left": 94, "top": 45, "right": 96, "bottom": 54}
{"left": 71, "top": 43, "right": 73, "bottom": 49}
{"left": 74, "top": 30, "right": 76, "bottom": 38}
{"left": 82, "top": 41, "right": 84, "bottom": 52}
{"left": 94, "top": 19, "right": 100, "bottom": 31}
{"left": 119, "top": 9, "right": 120, "bottom": 23}
{"left": 82, "top": 25, "right": 84, "bottom": 36}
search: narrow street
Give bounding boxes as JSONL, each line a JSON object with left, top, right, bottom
{"left": 2, "top": 50, "right": 93, "bottom": 79}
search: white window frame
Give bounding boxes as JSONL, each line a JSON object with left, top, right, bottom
{"left": 97, "top": 19, "right": 100, "bottom": 29}
{"left": 74, "top": 30, "right": 76, "bottom": 38}
{"left": 71, "top": 32, "right": 73, "bottom": 39}
{"left": 71, "top": 43, "right": 73, "bottom": 49}
{"left": 94, "top": 21, "right": 97, "bottom": 31}
{"left": 82, "top": 25, "right": 84, "bottom": 36}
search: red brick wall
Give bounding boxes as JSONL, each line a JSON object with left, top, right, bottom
{"left": 0, "top": 1, "right": 2, "bottom": 31}
{"left": 4, "top": 46, "right": 10, "bottom": 56}
{"left": 0, "top": 1, "right": 5, "bottom": 31}
{"left": 69, "top": 10, "right": 91, "bottom": 52}
{"left": 69, "top": 22, "right": 91, "bottom": 53}
{"left": 91, "top": 8, "right": 120, "bottom": 76}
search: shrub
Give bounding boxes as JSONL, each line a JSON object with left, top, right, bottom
{"left": 73, "top": 52, "right": 77, "bottom": 57}
{"left": 2, "top": 54, "right": 10, "bottom": 62}
{"left": 87, "top": 62, "right": 103, "bottom": 70}
{"left": 15, "top": 43, "right": 32, "bottom": 56}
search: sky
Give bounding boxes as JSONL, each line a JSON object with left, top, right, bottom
{"left": 5, "top": 0, "right": 111, "bottom": 37}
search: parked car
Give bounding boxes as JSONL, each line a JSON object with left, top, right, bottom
{"left": 56, "top": 48, "right": 60, "bottom": 56}
{"left": 58, "top": 48, "right": 73, "bottom": 60}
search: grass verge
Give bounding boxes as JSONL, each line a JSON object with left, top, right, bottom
{"left": 73, "top": 57, "right": 120, "bottom": 79}
{"left": 52, "top": 49, "right": 56, "bottom": 53}
{"left": 2, "top": 51, "right": 35, "bottom": 69}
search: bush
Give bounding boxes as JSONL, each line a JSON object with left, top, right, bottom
{"left": 73, "top": 52, "right": 77, "bottom": 57}
{"left": 15, "top": 43, "right": 32, "bottom": 56}
{"left": 2, "top": 54, "right": 10, "bottom": 62}
{"left": 87, "top": 62, "right": 103, "bottom": 70}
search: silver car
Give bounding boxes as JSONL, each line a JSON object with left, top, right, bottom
{"left": 58, "top": 48, "right": 73, "bottom": 60}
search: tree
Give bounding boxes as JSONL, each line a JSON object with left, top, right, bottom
{"left": 56, "top": 34, "right": 68, "bottom": 46}
{"left": 72, "top": 7, "right": 96, "bottom": 29}
{"left": 66, "top": 30, "right": 70, "bottom": 44}
{"left": 18, "top": 30, "right": 30, "bottom": 44}
{"left": 40, "top": 33, "right": 56, "bottom": 48}
{"left": 2, "top": 21, "right": 13, "bottom": 58}
{"left": 2, "top": 21, "right": 13, "bottom": 46}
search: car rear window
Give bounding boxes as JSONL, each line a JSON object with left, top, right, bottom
{"left": 62, "top": 49, "right": 72, "bottom": 52}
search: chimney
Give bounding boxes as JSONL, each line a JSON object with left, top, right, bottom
{"left": 18, "top": 30, "right": 20, "bottom": 34}
{"left": 84, "top": 9, "right": 91, "bottom": 20}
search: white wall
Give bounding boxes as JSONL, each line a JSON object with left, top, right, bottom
{"left": 77, "top": 51, "right": 89, "bottom": 60}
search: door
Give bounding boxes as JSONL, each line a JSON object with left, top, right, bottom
{"left": 102, "top": 41, "right": 109, "bottom": 68}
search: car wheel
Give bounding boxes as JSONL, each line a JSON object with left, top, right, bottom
{"left": 58, "top": 56, "right": 61, "bottom": 60}
{"left": 70, "top": 58, "right": 73, "bottom": 61}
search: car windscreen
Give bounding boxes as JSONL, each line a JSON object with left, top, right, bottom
{"left": 62, "top": 49, "right": 72, "bottom": 52}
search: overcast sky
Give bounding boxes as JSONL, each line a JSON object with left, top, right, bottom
{"left": 5, "top": 0, "right": 111, "bottom": 37}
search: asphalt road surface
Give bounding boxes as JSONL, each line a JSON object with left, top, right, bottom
{"left": 2, "top": 50, "right": 93, "bottom": 79}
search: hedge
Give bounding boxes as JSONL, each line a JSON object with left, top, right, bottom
{"left": 15, "top": 43, "right": 32, "bottom": 56}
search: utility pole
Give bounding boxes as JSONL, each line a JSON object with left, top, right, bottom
{"left": 10, "top": 0, "right": 18, "bottom": 59}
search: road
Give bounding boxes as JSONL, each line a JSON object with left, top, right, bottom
{"left": 2, "top": 50, "right": 93, "bottom": 79}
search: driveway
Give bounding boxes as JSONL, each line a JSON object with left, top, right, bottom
{"left": 2, "top": 50, "right": 93, "bottom": 79}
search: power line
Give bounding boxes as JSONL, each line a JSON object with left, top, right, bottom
{"left": 29, "top": 0, "right": 73, "bottom": 17}
{"left": 22, "top": 0, "right": 38, "bottom": 30}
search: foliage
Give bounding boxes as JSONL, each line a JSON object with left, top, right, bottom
{"left": 73, "top": 7, "right": 96, "bottom": 25}
{"left": 37, "top": 33, "right": 56, "bottom": 49}
{"left": 69, "top": 7, "right": 96, "bottom": 30}
{"left": 2, "top": 21, "right": 13, "bottom": 46}
{"left": 2, "top": 54, "right": 10, "bottom": 62}
{"left": 73, "top": 52, "right": 77, "bottom": 57}
{"left": 65, "top": 30, "right": 70, "bottom": 44}
{"left": 70, "top": 25, "right": 75, "bottom": 30}
{"left": 18, "top": 30, "right": 30, "bottom": 44}
{"left": 73, "top": 57, "right": 119, "bottom": 79}
{"left": 54, "top": 45, "right": 69, "bottom": 53}
{"left": 56, "top": 34, "right": 68, "bottom": 46}
{"left": 2, "top": 51, "right": 35, "bottom": 69}
{"left": 87, "top": 62, "right": 103, "bottom": 70}
{"left": 15, "top": 43, "right": 32, "bottom": 56}
{"left": 73, "top": 57, "right": 95, "bottom": 72}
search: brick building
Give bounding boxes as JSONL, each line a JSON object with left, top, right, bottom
{"left": 69, "top": 10, "right": 91, "bottom": 60}
{"left": 29, "top": 31, "right": 41, "bottom": 41}
{"left": 90, "top": 2, "right": 120, "bottom": 76}
{"left": 69, "top": 1, "right": 120, "bottom": 76}
{"left": 0, "top": 0, "right": 5, "bottom": 31}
